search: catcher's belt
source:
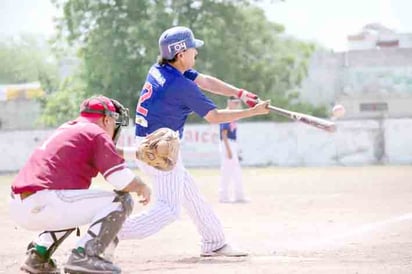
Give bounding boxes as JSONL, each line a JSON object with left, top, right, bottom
{"left": 11, "top": 191, "right": 36, "bottom": 200}
{"left": 136, "top": 128, "right": 180, "bottom": 171}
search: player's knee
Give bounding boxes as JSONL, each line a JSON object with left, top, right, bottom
{"left": 158, "top": 200, "right": 181, "bottom": 221}
{"left": 167, "top": 204, "right": 181, "bottom": 220}
{"left": 169, "top": 206, "right": 181, "bottom": 220}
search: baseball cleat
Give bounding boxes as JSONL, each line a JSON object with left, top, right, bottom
{"left": 200, "top": 244, "right": 248, "bottom": 257}
{"left": 64, "top": 249, "right": 121, "bottom": 274}
{"left": 20, "top": 247, "right": 60, "bottom": 274}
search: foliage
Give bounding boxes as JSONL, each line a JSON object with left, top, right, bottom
{"left": 44, "top": 0, "right": 324, "bottom": 126}
{"left": 38, "top": 76, "right": 86, "bottom": 127}
{"left": 0, "top": 34, "right": 59, "bottom": 92}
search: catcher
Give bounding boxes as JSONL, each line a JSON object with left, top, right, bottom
{"left": 9, "top": 95, "right": 151, "bottom": 274}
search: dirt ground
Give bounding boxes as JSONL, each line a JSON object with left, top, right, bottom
{"left": 1, "top": 166, "right": 412, "bottom": 274}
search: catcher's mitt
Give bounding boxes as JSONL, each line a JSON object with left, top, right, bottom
{"left": 137, "top": 128, "right": 180, "bottom": 171}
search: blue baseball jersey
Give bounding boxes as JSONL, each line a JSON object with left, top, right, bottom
{"left": 220, "top": 121, "right": 237, "bottom": 141}
{"left": 135, "top": 63, "right": 216, "bottom": 138}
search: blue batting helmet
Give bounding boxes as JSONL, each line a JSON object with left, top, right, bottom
{"left": 159, "top": 26, "right": 204, "bottom": 60}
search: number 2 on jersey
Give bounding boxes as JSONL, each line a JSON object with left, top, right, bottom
{"left": 136, "top": 82, "right": 153, "bottom": 116}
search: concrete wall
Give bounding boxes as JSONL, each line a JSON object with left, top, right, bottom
{"left": 0, "top": 100, "right": 42, "bottom": 130}
{"left": 1, "top": 119, "right": 410, "bottom": 172}
{"left": 0, "top": 129, "right": 51, "bottom": 172}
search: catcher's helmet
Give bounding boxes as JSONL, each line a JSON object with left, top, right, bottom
{"left": 80, "top": 95, "right": 129, "bottom": 143}
{"left": 159, "top": 26, "right": 204, "bottom": 60}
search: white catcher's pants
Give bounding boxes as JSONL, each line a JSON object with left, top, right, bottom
{"left": 118, "top": 138, "right": 226, "bottom": 253}
{"left": 219, "top": 140, "right": 245, "bottom": 201}
{"left": 9, "top": 189, "right": 121, "bottom": 248}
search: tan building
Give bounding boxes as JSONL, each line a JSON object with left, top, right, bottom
{"left": 0, "top": 82, "right": 45, "bottom": 130}
{"left": 300, "top": 24, "right": 412, "bottom": 119}
{"left": 347, "top": 23, "right": 412, "bottom": 50}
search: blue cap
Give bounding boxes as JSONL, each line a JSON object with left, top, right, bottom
{"left": 159, "top": 26, "right": 204, "bottom": 60}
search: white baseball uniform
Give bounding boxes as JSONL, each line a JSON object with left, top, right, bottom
{"left": 219, "top": 121, "right": 246, "bottom": 202}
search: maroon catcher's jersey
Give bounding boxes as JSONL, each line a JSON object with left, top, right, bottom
{"left": 12, "top": 119, "right": 126, "bottom": 194}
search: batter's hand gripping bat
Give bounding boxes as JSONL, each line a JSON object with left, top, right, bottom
{"left": 262, "top": 102, "right": 336, "bottom": 132}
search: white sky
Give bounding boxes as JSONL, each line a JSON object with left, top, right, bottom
{"left": 0, "top": 0, "right": 57, "bottom": 38}
{"left": 262, "top": 0, "right": 411, "bottom": 50}
{"left": 0, "top": 0, "right": 411, "bottom": 51}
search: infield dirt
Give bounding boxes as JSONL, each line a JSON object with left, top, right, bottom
{"left": 1, "top": 166, "right": 412, "bottom": 274}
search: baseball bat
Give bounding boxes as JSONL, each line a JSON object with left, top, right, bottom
{"left": 265, "top": 103, "right": 336, "bottom": 132}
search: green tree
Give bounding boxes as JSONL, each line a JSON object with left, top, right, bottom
{"left": 0, "top": 34, "right": 59, "bottom": 92}
{"left": 45, "top": 0, "right": 322, "bottom": 126}
{"left": 189, "top": 4, "right": 318, "bottom": 120}
{"left": 39, "top": 75, "right": 86, "bottom": 127}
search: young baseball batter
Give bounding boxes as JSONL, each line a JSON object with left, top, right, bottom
{"left": 219, "top": 97, "right": 248, "bottom": 203}
{"left": 10, "top": 96, "right": 151, "bottom": 274}
{"left": 118, "top": 26, "right": 270, "bottom": 256}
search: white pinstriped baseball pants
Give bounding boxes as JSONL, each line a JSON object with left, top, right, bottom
{"left": 118, "top": 147, "right": 226, "bottom": 252}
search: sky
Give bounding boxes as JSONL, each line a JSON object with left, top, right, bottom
{"left": 0, "top": 0, "right": 57, "bottom": 38}
{"left": 0, "top": 0, "right": 411, "bottom": 51}
{"left": 261, "top": 0, "right": 411, "bottom": 51}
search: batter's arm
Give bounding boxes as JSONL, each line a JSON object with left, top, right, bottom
{"left": 204, "top": 100, "right": 270, "bottom": 124}
{"left": 194, "top": 74, "right": 239, "bottom": 97}
{"left": 195, "top": 74, "right": 259, "bottom": 107}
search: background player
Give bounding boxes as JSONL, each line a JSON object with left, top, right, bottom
{"left": 9, "top": 96, "right": 151, "bottom": 274}
{"left": 219, "top": 97, "right": 248, "bottom": 203}
{"left": 118, "top": 26, "right": 270, "bottom": 257}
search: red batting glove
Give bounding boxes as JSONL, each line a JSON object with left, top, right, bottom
{"left": 237, "top": 89, "right": 258, "bottom": 107}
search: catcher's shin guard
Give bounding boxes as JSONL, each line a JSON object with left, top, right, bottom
{"left": 43, "top": 228, "right": 77, "bottom": 258}
{"left": 102, "top": 236, "right": 119, "bottom": 261}
{"left": 85, "top": 191, "right": 133, "bottom": 256}
{"left": 64, "top": 192, "right": 132, "bottom": 274}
